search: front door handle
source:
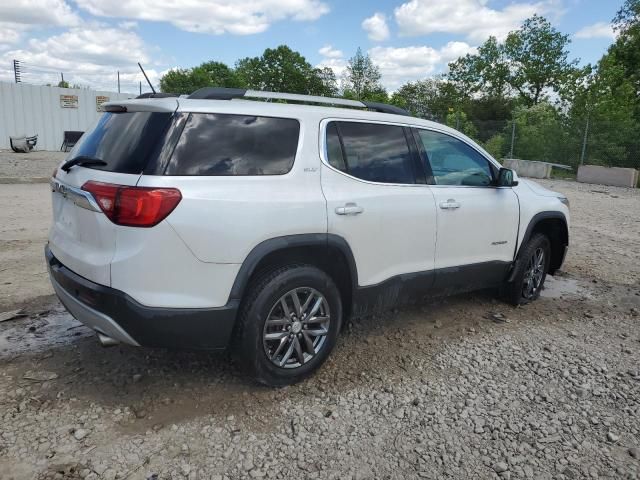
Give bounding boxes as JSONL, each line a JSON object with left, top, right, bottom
{"left": 439, "top": 199, "right": 461, "bottom": 210}
{"left": 335, "top": 203, "right": 364, "bottom": 216}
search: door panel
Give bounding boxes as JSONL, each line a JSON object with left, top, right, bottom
{"left": 412, "top": 127, "right": 520, "bottom": 272}
{"left": 322, "top": 166, "right": 437, "bottom": 286}
{"left": 430, "top": 186, "right": 519, "bottom": 269}
{"left": 320, "top": 119, "right": 437, "bottom": 288}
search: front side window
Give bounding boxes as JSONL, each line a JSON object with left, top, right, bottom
{"left": 166, "top": 113, "right": 300, "bottom": 175}
{"left": 326, "top": 121, "right": 416, "bottom": 184}
{"left": 416, "top": 129, "right": 494, "bottom": 186}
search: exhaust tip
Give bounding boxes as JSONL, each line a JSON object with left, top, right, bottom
{"left": 97, "top": 332, "right": 119, "bottom": 347}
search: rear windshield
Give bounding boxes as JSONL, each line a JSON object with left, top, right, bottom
{"left": 165, "top": 113, "right": 300, "bottom": 176}
{"left": 68, "top": 111, "right": 172, "bottom": 174}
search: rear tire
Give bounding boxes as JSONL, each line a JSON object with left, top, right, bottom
{"left": 233, "top": 264, "right": 342, "bottom": 387}
{"left": 503, "top": 233, "right": 551, "bottom": 306}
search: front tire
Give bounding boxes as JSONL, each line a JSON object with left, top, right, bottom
{"left": 234, "top": 265, "right": 342, "bottom": 386}
{"left": 503, "top": 233, "right": 551, "bottom": 305}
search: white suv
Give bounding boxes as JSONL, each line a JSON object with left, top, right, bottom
{"left": 47, "top": 88, "right": 569, "bottom": 385}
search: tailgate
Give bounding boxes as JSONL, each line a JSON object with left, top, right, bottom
{"left": 49, "top": 169, "right": 141, "bottom": 286}
{"left": 48, "top": 104, "right": 175, "bottom": 286}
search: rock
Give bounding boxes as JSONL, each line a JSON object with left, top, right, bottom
{"left": 628, "top": 447, "right": 639, "bottom": 459}
{"left": 132, "top": 374, "right": 143, "bottom": 383}
{"left": 103, "top": 469, "right": 117, "bottom": 480}
{"left": 394, "top": 408, "right": 405, "bottom": 419}
{"left": 23, "top": 370, "right": 58, "bottom": 381}
{"left": 606, "top": 432, "right": 619, "bottom": 443}
{"left": 493, "top": 462, "right": 509, "bottom": 473}
{"left": 0, "top": 309, "right": 25, "bottom": 323}
{"left": 73, "top": 429, "right": 89, "bottom": 441}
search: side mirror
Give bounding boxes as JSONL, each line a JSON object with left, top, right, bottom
{"left": 496, "top": 168, "right": 519, "bottom": 187}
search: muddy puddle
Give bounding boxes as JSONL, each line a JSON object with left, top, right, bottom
{"left": 541, "top": 275, "right": 592, "bottom": 299}
{"left": 0, "top": 306, "right": 92, "bottom": 358}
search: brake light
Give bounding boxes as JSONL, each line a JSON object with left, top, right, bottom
{"left": 81, "top": 181, "right": 182, "bottom": 227}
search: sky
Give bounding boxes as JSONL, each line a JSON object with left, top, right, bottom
{"left": 0, "top": 0, "right": 624, "bottom": 94}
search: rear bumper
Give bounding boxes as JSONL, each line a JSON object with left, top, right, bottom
{"left": 45, "top": 245, "right": 238, "bottom": 350}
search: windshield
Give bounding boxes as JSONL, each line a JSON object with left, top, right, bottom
{"left": 68, "top": 111, "right": 172, "bottom": 174}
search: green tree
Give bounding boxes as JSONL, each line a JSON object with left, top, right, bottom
{"left": 236, "top": 45, "right": 335, "bottom": 96}
{"left": 160, "top": 61, "right": 241, "bottom": 94}
{"left": 391, "top": 77, "right": 464, "bottom": 120}
{"left": 448, "top": 36, "right": 511, "bottom": 98}
{"left": 504, "top": 15, "right": 578, "bottom": 105}
{"left": 342, "top": 47, "right": 387, "bottom": 101}
{"left": 509, "top": 103, "right": 571, "bottom": 163}
{"left": 445, "top": 110, "right": 478, "bottom": 139}
{"left": 310, "top": 66, "right": 339, "bottom": 97}
{"left": 447, "top": 15, "right": 578, "bottom": 106}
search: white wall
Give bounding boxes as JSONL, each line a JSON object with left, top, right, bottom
{"left": 0, "top": 82, "right": 135, "bottom": 151}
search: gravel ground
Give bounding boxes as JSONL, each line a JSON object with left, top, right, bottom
{"left": 0, "top": 150, "right": 65, "bottom": 183}
{"left": 0, "top": 174, "right": 639, "bottom": 479}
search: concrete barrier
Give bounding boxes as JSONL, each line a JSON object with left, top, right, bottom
{"left": 503, "top": 159, "right": 553, "bottom": 179}
{"left": 577, "top": 165, "right": 639, "bottom": 188}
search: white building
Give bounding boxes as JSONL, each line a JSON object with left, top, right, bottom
{"left": 0, "top": 82, "right": 135, "bottom": 151}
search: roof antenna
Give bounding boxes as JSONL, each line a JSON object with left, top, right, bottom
{"left": 138, "top": 62, "right": 156, "bottom": 94}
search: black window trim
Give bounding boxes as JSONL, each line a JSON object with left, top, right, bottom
{"left": 163, "top": 112, "right": 303, "bottom": 177}
{"left": 411, "top": 126, "right": 501, "bottom": 188}
{"left": 320, "top": 118, "right": 427, "bottom": 187}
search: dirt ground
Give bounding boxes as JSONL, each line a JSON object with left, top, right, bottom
{"left": 0, "top": 151, "right": 639, "bottom": 479}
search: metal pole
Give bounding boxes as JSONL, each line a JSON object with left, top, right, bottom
{"left": 117, "top": 71, "right": 120, "bottom": 93}
{"left": 139, "top": 81, "right": 142, "bottom": 95}
{"left": 13, "top": 60, "right": 21, "bottom": 83}
{"left": 61, "top": 72, "right": 64, "bottom": 86}
{"left": 580, "top": 112, "right": 590, "bottom": 166}
{"left": 509, "top": 119, "right": 516, "bottom": 158}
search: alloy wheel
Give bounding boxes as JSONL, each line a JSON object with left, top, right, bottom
{"left": 262, "top": 287, "right": 331, "bottom": 369}
{"left": 522, "top": 247, "right": 545, "bottom": 299}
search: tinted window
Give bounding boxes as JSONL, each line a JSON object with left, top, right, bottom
{"left": 330, "top": 121, "right": 415, "bottom": 184}
{"left": 326, "top": 123, "right": 346, "bottom": 172}
{"left": 166, "top": 113, "right": 300, "bottom": 175}
{"left": 417, "top": 130, "right": 493, "bottom": 186}
{"left": 69, "top": 112, "right": 171, "bottom": 174}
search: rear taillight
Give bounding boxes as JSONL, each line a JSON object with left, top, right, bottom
{"left": 81, "top": 181, "right": 182, "bottom": 227}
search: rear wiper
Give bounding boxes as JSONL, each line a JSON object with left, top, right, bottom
{"left": 61, "top": 155, "right": 107, "bottom": 173}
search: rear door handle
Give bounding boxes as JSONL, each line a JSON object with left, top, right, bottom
{"left": 439, "top": 199, "right": 461, "bottom": 210}
{"left": 335, "top": 203, "right": 364, "bottom": 215}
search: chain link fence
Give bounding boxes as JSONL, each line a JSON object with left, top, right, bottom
{"left": 433, "top": 111, "right": 640, "bottom": 173}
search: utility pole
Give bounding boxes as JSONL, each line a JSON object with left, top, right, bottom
{"left": 509, "top": 120, "right": 516, "bottom": 159}
{"left": 13, "top": 59, "right": 21, "bottom": 83}
{"left": 139, "top": 81, "right": 142, "bottom": 95}
{"left": 60, "top": 72, "right": 64, "bottom": 86}
{"left": 117, "top": 71, "right": 120, "bottom": 93}
{"left": 580, "top": 111, "right": 590, "bottom": 166}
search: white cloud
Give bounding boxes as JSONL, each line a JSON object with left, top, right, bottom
{"left": 369, "top": 42, "right": 477, "bottom": 90}
{"left": 362, "top": 12, "right": 390, "bottom": 42}
{"left": 74, "top": 0, "right": 330, "bottom": 35}
{"left": 0, "top": 0, "right": 79, "bottom": 47}
{"left": 317, "top": 45, "right": 347, "bottom": 78}
{"left": 394, "top": 0, "right": 557, "bottom": 42}
{"left": 574, "top": 22, "right": 615, "bottom": 40}
{"left": 0, "top": 0, "right": 79, "bottom": 27}
{"left": 319, "top": 45, "right": 343, "bottom": 59}
{"left": 0, "top": 26, "right": 154, "bottom": 92}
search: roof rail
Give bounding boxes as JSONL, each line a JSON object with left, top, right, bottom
{"left": 187, "top": 87, "right": 410, "bottom": 116}
{"left": 136, "top": 92, "right": 180, "bottom": 99}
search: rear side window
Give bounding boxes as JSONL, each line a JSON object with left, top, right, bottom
{"left": 325, "top": 121, "right": 416, "bottom": 184}
{"left": 166, "top": 113, "right": 300, "bottom": 176}
{"left": 69, "top": 112, "right": 172, "bottom": 174}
